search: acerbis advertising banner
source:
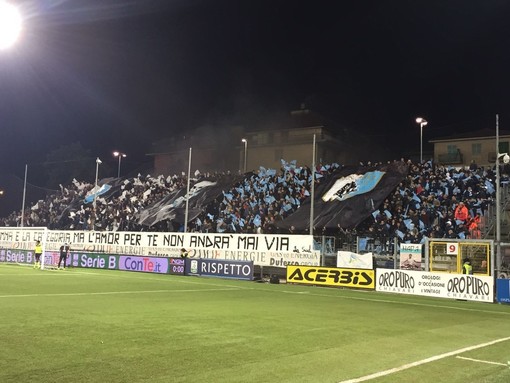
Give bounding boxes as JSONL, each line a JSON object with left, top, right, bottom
{"left": 286, "top": 265, "right": 375, "bottom": 289}
{"left": 185, "top": 258, "right": 254, "bottom": 280}
{"left": 496, "top": 279, "right": 510, "bottom": 304}
{"left": 376, "top": 269, "right": 494, "bottom": 302}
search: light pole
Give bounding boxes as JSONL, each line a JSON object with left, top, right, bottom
{"left": 495, "top": 114, "right": 508, "bottom": 275}
{"left": 416, "top": 117, "right": 428, "bottom": 163}
{"left": 21, "top": 164, "right": 27, "bottom": 227}
{"left": 184, "top": 147, "right": 192, "bottom": 233}
{"left": 113, "top": 151, "right": 126, "bottom": 178}
{"left": 0, "top": 1, "right": 22, "bottom": 50}
{"left": 93, "top": 157, "right": 102, "bottom": 214}
{"left": 310, "top": 134, "right": 316, "bottom": 235}
{"left": 1, "top": 1, "right": 23, "bottom": 224}
{"left": 241, "top": 138, "right": 247, "bottom": 173}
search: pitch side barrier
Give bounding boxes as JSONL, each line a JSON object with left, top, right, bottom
{"left": 0, "top": 227, "right": 319, "bottom": 268}
{"left": 68, "top": 253, "right": 254, "bottom": 280}
{"left": 285, "top": 264, "right": 496, "bottom": 303}
{"left": 0, "top": 247, "right": 255, "bottom": 280}
{"left": 376, "top": 269, "right": 495, "bottom": 303}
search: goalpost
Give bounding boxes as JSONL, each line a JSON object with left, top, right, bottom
{"left": 0, "top": 227, "right": 53, "bottom": 269}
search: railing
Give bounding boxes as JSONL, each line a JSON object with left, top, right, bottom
{"left": 438, "top": 152, "right": 463, "bottom": 164}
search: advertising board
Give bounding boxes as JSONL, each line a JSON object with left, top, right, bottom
{"left": 376, "top": 269, "right": 494, "bottom": 302}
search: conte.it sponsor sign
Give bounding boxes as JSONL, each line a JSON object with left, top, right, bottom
{"left": 119, "top": 255, "right": 168, "bottom": 274}
{"left": 72, "top": 253, "right": 169, "bottom": 274}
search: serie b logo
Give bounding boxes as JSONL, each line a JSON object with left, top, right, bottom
{"left": 190, "top": 260, "right": 198, "bottom": 274}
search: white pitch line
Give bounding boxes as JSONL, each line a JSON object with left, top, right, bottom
{"left": 456, "top": 356, "right": 508, "bottom": 367}
{"left": 272, "top": 289, "right": 510, "bottom": 316}
{"left": 0, "top": 287, "right": 239, "bottom": 299}
{"left": 338, "top": 336, "right": 510, "bottom": 383}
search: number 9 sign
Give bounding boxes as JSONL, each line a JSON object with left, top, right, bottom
{"left": 446, "top": 242, "right": 458, "bottom": 255}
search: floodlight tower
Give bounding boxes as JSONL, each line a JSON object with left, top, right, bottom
{"left": 416, "top": 117, "right": 428, "bottom": 163}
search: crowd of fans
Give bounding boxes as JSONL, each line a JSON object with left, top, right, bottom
{"left": 0, "top": 158, "right": 506, "bottom": 247}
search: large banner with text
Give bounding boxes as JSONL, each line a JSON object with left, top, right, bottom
{"left": 376, "top": 269, "right": 494, "bottom": 302}
{"left": 0, "top": 228, "right": 318, "bottom": 268}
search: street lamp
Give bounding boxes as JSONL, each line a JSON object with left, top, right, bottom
{"left": 93, "top": 157, "right": 102, "bottom": 215}
{"left": 113, "top": 151, "right": 127, "bottom": 178}
{"left": 241, "top": 138, "right": 247, "bottom": 173}
{"left": 0, "top": 1, "right": 22, "bottom": 50}
{"left": 416, "top": 117, "right": 428, "bottom": 163}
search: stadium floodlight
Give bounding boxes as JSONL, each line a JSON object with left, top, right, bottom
{"left": 416, "top": 117, "right": 428, "bottom": 163}
{"left": 184, "top": 147, "right": 192, "bottom": 233}
{"left": 113, "top": 151, "right": 127, "bottom": 178}
{"left": 0, "top": 1, "right": 22, "bottom": 50}
{"left": 241, "top": 139, "right": 247, "bottom": 173}
{"left": 93, "top": 157, "right": 102, "bottom": 218}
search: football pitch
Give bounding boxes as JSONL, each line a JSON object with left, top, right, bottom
{"left": 1, "top": 264, "right": 509, "bottom": 383}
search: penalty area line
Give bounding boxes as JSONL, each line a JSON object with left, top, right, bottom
{"left": 338, "top": 336, "right": 510, "bottom": 383}
{"left": 456, "top": 356, "right": 508, "bottom": 367}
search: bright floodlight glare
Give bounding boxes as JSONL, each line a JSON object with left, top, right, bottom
{"left": 0, "top": 1, "right": 22, "bottom": 50}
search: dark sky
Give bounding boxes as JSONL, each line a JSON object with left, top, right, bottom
{"left": 1, "top": 0, "right": 510, "bottom": 179}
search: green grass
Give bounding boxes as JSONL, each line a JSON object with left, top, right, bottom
{"left": 0, "top": 264, "right": 509, "bottom": 383}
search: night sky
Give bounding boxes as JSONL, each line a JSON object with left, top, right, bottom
{"left": 1, "top": 0, "right": 510, "bottom": 190}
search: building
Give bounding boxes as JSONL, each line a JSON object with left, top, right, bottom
{"left": 146, "top": 106, "right": 379, "bottom": 176}
{"left": 430, "top": 128, "right": 510, "bottom": 167}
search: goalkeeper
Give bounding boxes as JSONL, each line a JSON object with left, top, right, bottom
{"left": 34, "top": 240, "right": 43, "bottom": 269}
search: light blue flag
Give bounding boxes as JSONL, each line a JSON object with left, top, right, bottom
{"left": 359, "top": 238, "right": 368, "bottom": 251}
{"left": 485, "top": 180, "right": 495, "bottom": 194}
{"left": 396, "top": 230, "right": 405, "bottom": 239}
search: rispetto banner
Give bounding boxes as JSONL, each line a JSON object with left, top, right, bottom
{"left": 376, "top": 269, "right": 494, "bottom": 302}
{"left": 185, "top": 258, "right": 254, "bottom": 280}
{"left": 0, "top": 228, "right": 319, "bottom": 268}
{"left": 286, "top": 265, "right": 375, "bottom": 289}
